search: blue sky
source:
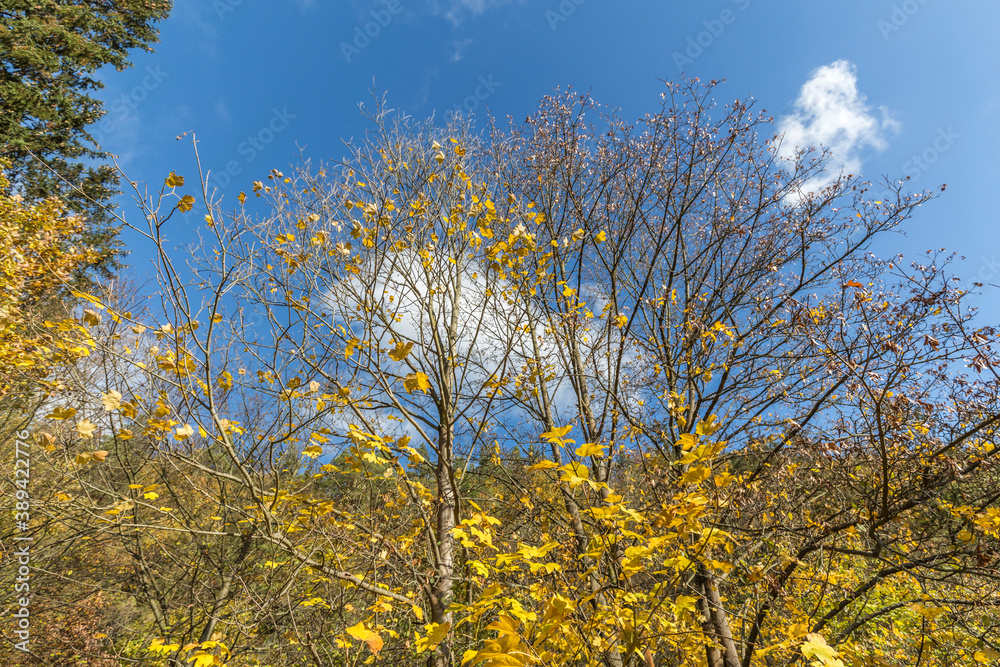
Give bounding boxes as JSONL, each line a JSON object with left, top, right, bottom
{"left": 95, "top": 0, "right": 1000, "bottom": 314}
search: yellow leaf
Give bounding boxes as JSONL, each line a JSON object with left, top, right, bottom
{"left": 787, "top": 623, "right": 810, "bottom": 638}
{"left": 148, "top": 637, "right": 181, "bottom": 655}
{"left": 575, "top": 442, "right": 607, "bottom": 458}
{"left": 144, "top": 491, "right": 159, "bottom": 500}
{"left": 595, "top": 230, "right": 607, "bottom": 243}
{"left": 302, "top": 445, "right": 323, "bottom": 459}
{"left": 680, "top": 465, "right": 711, "bottom": 485}
{"left": 91, "top": 450, "right": 109, "bottom": 462}
{"left": 76, "top": 419, "right": 97, "bottom": 440}
{"left": 47, "top": 406, "right": 77, "bottom": 420}
{"left": 101, "top": 390, "right": 122, "bottom": 411}
{"left": 908, "top": 603, "right": 949, "bottom": 620}
{"left": 540, "top": 425, "right": 573, "bottom": 440}
{"left": 674, "top": 595, "right": 699, "bottom": 615}
{"left": 801, "top": 633, "right": 844, "bottom": 667}
{"left": 188, "top": 652, "right": 219, "bottom": 667}
{"left": 70, "top": 290, "right": 105, "bottom": 308}
{"left": 412, "top": 605, "right": 424, "bottom": 621}
{"left": 175, "top": 424, "right": 195, "bottom": 441}
{"left": 415, "top": 622, "right": 451, "bottom": 654}
{"left": 165, "top": 172, "right": 185, "bottom": 188}
{"left": 486, "top": 615, "right": 519, "bottom": 637}
{"left": 528, "top": 460, "right": 559, "bottom": 472}
{"left": 366, "top": 634, "right": 384, "bottom": 654}
{"left": 559, "top": 461, "right": 591, "bottom": 488}
{"left": 695, "top": 415, "right": 721, "bottom": 436}
{"left": 404, "top": 372, "right": 431, "bottom": 393}
{"left": 346, "top": 622, "right": 384, "bottom": 654}
{"left": 82, "top": 309, "right": 102, "bottom": 326}
{"left": 389, "top": 341, "right": 415, "bottom": 361}
{"left": 677, "top": 433, "right": 698, "bottom": 450}
{"left": 178, "top": 195, "right": 196, "bottom": 212}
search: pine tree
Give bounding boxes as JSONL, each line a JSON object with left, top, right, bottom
{"left": 0, "top": 1, "right": 172, "bottom": 285}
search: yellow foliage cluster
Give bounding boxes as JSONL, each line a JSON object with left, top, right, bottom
{"left": 0, "top": 168, "right": 95, "bottom": 391}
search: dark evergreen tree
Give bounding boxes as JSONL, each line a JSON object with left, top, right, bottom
{"left": 0, "top": 1, "right": 172, "bottom": 284}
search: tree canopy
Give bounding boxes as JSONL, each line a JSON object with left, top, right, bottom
{"left": 3, "top": 82, "right": 1000, "bottom": 667}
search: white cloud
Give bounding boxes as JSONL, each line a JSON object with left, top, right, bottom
{"left": 777, "top": 60, "right": 899, "bottom": 194}
{"left": 317, "top": 234, "right": 642, "bottom": 456}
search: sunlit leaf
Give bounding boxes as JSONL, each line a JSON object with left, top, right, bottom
{"left": 404, "top": 372, "right": 431, "bottom": 393}
{"left": 101, "top": 390, "right": 122, "bottom": 411}
{"left": 389, "top": 341, "right": 414, "bottom": 361}
{"left": 346, "top": 622, "right": 384, "bottom": 654}
{"left": 47, "top": 406, "right": 77, "bottom": 420}
{"left": 76, "top": 419, "right": 97, "bottom": 439}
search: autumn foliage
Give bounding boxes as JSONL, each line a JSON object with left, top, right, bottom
{"left": 0, "top": 166, "right": 97, "bottom": 396}
{"left": 3, "top": 83, "right": 1000, "bottom": 667}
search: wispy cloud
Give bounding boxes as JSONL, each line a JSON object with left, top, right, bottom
{"left": 432, "top": 0, "right": 521, "bottom": 25}
{"left": 451, "top": 38, "right": 474, "bottom": 62}
{"left": 777, "top": 60, "right": 899, "bottom": 193}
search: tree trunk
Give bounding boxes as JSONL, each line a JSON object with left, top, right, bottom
{"left": 698, "top": 566, "right": 741, "bottom": 667}
{"left": 429, "top": 426, "right": 457, "bottom": 667}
